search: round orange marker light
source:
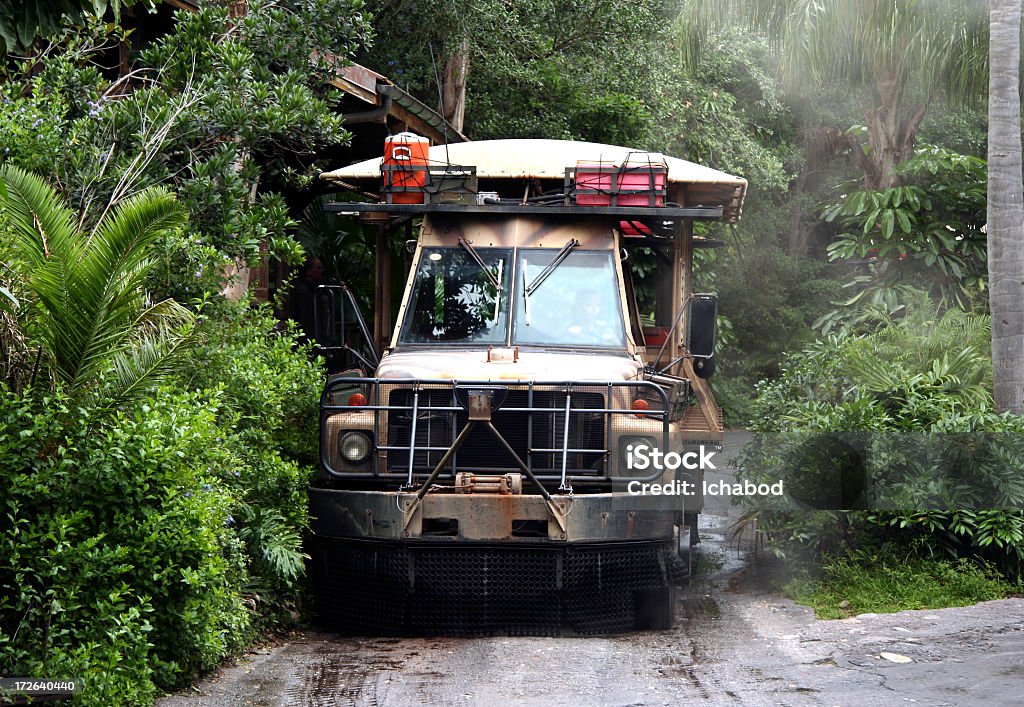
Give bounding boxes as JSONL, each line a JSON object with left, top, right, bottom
{"left": 348, "top": 393, "right": 368, "bottom": 406}
{"left": 632, "top": 399, "right": 650, "bottom": 418}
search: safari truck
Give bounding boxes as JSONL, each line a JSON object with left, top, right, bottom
{"left": 310, "top": 138, "right": 746, "bottom": 634}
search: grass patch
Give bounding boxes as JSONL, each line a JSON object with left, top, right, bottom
{"left": 785, "top": 556, "right": 1017, "bottom": 619}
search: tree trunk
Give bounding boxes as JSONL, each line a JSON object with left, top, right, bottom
{"left": 442, "top": 38, "right": 470, "bottom": 134}
{"left": 859, "top": 70, "right": 926, "bottom": 189}
{"left": 856, "top": 70, "right": 929, "bottom": 188}
{"left": 987, "top": 0, "right": 1024, "bottom": 414}
{"left": 787, "top": 170, "right": 807, "bottom": 256}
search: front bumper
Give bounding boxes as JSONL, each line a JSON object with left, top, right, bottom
{"left": 309, "top": 488, "right": 689, "bottom": 634}
{"left": 309, "top": 487, "right": 679, "bottom": 542}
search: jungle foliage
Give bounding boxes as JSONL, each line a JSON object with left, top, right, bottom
{"left": 1, "top": 0, "right": 372, "bottom": 299}
{"left": 817, "top": 145, "right": 988, "bottom": 332}
{"left": 676, "top": 0, "right": 989, "bottom": 189}
{"left": 0, "top": 2, "right": 359, "bottom": 703}
{"left": 737, "top": 295, "right": 1024, "bottom": 581}
{"left": 0, "top": 168, "right": 321, "bottom": 703}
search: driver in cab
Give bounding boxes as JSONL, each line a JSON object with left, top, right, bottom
{"left": 566, "top": 289, "right": 617, "bottom": 344}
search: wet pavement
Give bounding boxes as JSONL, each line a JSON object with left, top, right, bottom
{"left": 158, "top": 431, "right": 1024, "bottom": 706}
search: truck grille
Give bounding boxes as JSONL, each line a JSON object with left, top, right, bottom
{"left": 311, "top": 537, "right": 687, "bottom": 635}
{"left": 386, "top": 388, "right": 606, "bottom": 475}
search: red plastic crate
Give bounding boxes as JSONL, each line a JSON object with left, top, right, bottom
{"left": 574, "top": 158, "right": 668, "bottom": 207}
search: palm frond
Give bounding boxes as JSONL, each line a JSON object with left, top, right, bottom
{"left": 837, "top": 290, "right": 994, "bottom": 410}
{"left": 675, "top": 0, "right": 988, "bottom": 101}
{"left": 97, "top": 311, "right": 197, "bottom": 413}
{"left": 1, "top": 165, "right": 195, "bottom": 408}
{"left": 1, "top": 166, "right": 80, "bottom": 379}
{"left": 0, "top": 165, "right": 78, "bottom": 271}
{"left": 72, "top": 188, "right": 188, "bottom": 390}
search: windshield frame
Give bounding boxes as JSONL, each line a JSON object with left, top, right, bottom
{"left": 512, "top": 247, "right": 628, "bottom": 350}
{"left": 396, "top": 245, "right": 513, "bottom": 347}
{"left": 394, "top": 245, "right": 628, "bottom": 351}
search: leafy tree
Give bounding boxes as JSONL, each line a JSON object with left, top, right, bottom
{"left": 0, "top": 165, "right": 194, "bottom": 412}
{"left": 677, "top": 0, "right": 989, "bottom": 189}
{"left": 987, "top": 0, "right": 1024, "bottom": 414}
{"left": 817, "top": 145, "right": 988, "bottom": 333}
{"left": 3, "top": 1, "right": 372, "bottom": 302}
{"left": 365, "top": 1, "right": 795, "bottom": 232}
{"left": 645, "top": 28, "right": 793, "bottom": 194}
{"left": 361, "top": 0, "right": 667, "bottom": 143}
{"left": 0, "top": 0, "right": 141, "bottom": 52}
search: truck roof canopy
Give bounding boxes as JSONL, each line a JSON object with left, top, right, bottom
{"left": 319, "top": 139, "right": 747, "bottom": 223}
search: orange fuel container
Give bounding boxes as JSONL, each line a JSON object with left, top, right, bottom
{"left": 383, "top": 132, "right": 430, "bottom": 204}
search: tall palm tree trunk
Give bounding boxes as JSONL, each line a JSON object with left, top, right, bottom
{"left": 987, "top": 0, "right": 1024, "bottom": 413}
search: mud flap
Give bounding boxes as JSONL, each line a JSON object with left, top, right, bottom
{"left": 677, "top": 525, "right": 694, "bottom": 584}
{"left": 633, "top": 585, "right": 676, "bottom": 630}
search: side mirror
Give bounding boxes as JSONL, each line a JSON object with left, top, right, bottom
{"left": 687, "top": 294, "right": 717, "bottom": 379}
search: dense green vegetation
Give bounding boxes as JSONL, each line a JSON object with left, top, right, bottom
{"left": 1, "top": 169, "right": 320, "bottom": 702}
{"left": 737, "top": 296, "right": 1024, "bottom": 588}
{"left": 0, "top": 0, "right": 1020, "bottom": 702}
{"left": 1, "top": 2, "right": 358, "bottom": 703}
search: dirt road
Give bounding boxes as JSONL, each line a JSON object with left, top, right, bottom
{"left": 158, "top": 433, "right": 1024, "bottom": 706}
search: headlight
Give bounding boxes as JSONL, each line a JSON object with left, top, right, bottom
{"left": 339, "top": 431, "right": 372, "bottom": 463}
{"left": 618, "top": 434, "right": 657, "bottom": 476}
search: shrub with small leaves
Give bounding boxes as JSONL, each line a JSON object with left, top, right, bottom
{"left": 182, "top": 298, "right": 323, "bottom": 467}
{"left": 0, "top": 382, "right": 314, "bottom": 702}
{"left": 0, "top": 388, "right": 255, "bottom": 702}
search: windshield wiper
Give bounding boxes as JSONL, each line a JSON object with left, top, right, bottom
{"left": 492, "top": 259, "right": 503, "bottom": 325}
{"left": 525, "top": 238, "right": 579, "bottom": 296}
{"left": 522, "top": 257, "right": 531, "bottom": 325}
{"left": 458, "top": 238, "right": 502, "bottom": 291}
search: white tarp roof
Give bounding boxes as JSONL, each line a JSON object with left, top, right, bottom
{"left": 320, "top": 139, "right": 747, "bottom": 222}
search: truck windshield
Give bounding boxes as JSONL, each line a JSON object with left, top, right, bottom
{"left": 399, "top": 247, "right": 512, "bottom": 344}
{"left": 513, "top": 250, "right": 626, "bottom": 348}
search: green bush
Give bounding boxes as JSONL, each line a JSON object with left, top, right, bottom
{"left": 0, "top": 389, "right": 244, "bottom": 703}
{"left": 0, "top": 59, "right": 78, "bottom": 173}
{"left": 0, "top": 170, "right": 319, "bottom": 703}
{"left": 0, "top": 382, "right": 312, "bottom": 704}
{"left": 737, "top": 298, "right": 1024, "bottom": 581}
{"left": 818, "top": 145, "right": 988, "bottom": 330}
{"left": 181, "top": 299, "right": 323, "bottom": 467}
{"left": 158, "top": 297, "right": 318, "bottom": 619}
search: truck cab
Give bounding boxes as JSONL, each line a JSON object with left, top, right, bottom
{"left": 310, "top": 139, "right": 746, "bottom": 634}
